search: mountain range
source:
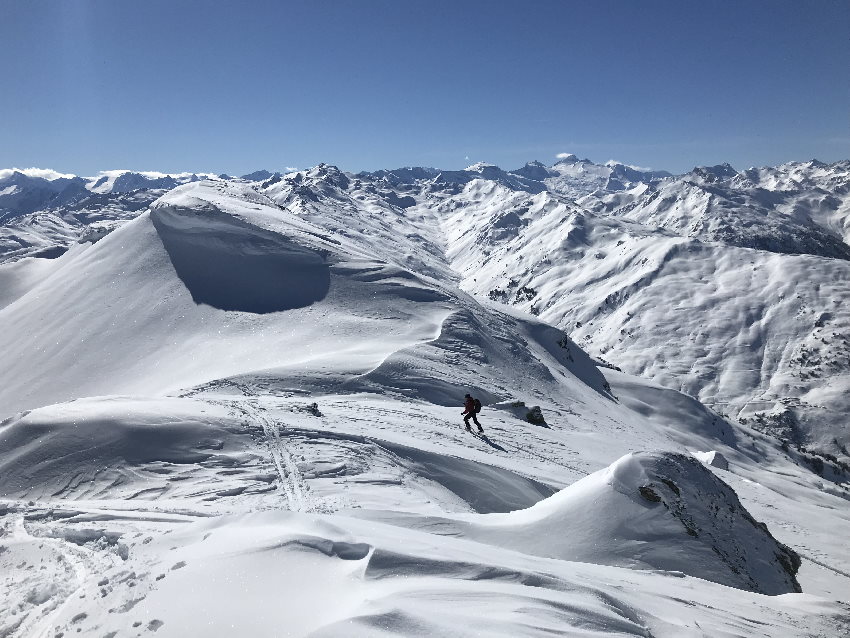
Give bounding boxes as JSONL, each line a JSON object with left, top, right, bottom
{"left": 0, "top": 156, "right": 848, "bottom": 637}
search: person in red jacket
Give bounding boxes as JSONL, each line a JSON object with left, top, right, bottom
{"left": 462, "top": 393, "right": 483, "bottom": 433}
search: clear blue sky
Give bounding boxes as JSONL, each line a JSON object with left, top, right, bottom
{"left": 2, "top": 0, "right": 848, "bottom": 176}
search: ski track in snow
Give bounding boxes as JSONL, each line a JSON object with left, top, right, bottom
{"left": 190, "top": 380, "right": 317, "bottom": 513}
{"left": 237, "top": 397, "right": 313, "bottom": 513}
{"left": 798, "top": 551, "right": 850, "bottom": 581}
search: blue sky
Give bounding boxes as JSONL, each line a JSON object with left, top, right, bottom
{"left": 2, "top": 0, "right": 848, "bottom": 176}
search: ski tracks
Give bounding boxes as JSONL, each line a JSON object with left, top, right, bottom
{"left": 238, "top": 397, "right": 314, "bottom": 513}
{"left": 205, "top": 386, "right": 316, "bottom": 513}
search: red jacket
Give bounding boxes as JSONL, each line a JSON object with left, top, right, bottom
{"left": 463, "top": 397, "right": 475, "bottom": 414}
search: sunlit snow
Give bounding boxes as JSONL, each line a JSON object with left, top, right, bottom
{"left": 1, "top": 160, "right": 848, "bottom": 637}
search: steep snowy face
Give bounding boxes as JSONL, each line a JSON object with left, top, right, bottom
{"left": 255, "top": 159, "right": 850, "bottom": 455}
{"left": 3, "top": 157, "right": 849, "bottom": 460}
{"left": 740, "top": 160, "right": 850, "bottom": 244}
{"left": 0, "top": 178, "right": 611, "bottom": 418}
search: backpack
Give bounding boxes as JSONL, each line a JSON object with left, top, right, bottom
{"left": 473, "top": 398, "right": 482, "bottom": 414}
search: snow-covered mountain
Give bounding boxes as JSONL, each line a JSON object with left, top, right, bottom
{"left": 0, "top": 169, "right": 219, "bottom": 219}
{"left": 0, "top": 170, "right": 89, "bottom": 220}
{"left": 437, "top": 160, "right": 850, "bottom": 457}
{"left": 0, "top": 170, "right": 227, "bottom": 264}
{"left": 526, "top": 154, "right": 671, "bottom": 198}
{"left": 0, "top": 159, "right": 848, "bottom": 637}
{"left": 262, "top": 157, "right": 850, "bottom": 455}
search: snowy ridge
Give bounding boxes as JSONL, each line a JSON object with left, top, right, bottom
{"left": 0, "top": 161, "right": 849, "bottom": 636}
{"left": 430, "top": 451, "right": 802, "bottom": 595}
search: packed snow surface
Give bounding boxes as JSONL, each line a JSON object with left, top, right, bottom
{"left": 0, "top": 164, "right": 849, "bottom": 636}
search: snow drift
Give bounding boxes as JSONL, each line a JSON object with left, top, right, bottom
{"left": 151, "top": 203, "right": 330, "bottom": 313}
{"left": 462, "top": 451, "right": 801, "bottom": 595}
{"left": 0, "top": 397, "right": 248, "bottom": 501}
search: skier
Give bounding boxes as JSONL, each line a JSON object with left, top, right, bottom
{"left": 462, "top": 393, "right": 483, "bottom": 433}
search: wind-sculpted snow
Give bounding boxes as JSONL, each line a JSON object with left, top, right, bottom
{"left": 347, "top": 305, "right": 612, "bottom": 408}
{"left": 2, "top": 386, "right": 848, "bottom": 636}
{"left": 151, "top": 204, "right": 330, "bottom": 313}
{"left": 0, "top": 249, "right": 77, "bottom": 310}
{"left": 0, "top": 397, "right": 251, "bottom": 501}
{"left": 1, "top": 164, "right": 850, "bottom": 636}
{"left": 457, "top": 451, "right": 802, "bottom": 594}
{"left": 0, "top": 182, "right": 455, "bottom": 415}
{"left": 0, "top": 179, "right": 617, "bottom": 418}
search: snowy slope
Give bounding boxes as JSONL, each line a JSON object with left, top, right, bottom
{"left": 2, "top": 377, "right": 848, "bottom": 636}
{"left": 0, "top": 169, "right": 228, "bottom": 264}
{"left": 4, "top": 158, "right": 849, "bottom": 455}
{"left": 0, "top": 165, "right": 849, "bottom": 637}
{"left": 432, "top": 162, "right": 850, "bottom": 458}
{"left": 416, "top": 451, "right": 803, "bottom": 595}
{"left": 0, "top": 191, "right": 159, "bottom": 265}
{"left": 740, "top": 160, "right": 850, "bottom": 244}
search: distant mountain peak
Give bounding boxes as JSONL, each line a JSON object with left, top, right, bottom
{"left": 464, "top": 161, "right": 501, "bottom": 172}
{"left": 554, "top": 153, "right": 581, "bottom": 164}
{"left": 240, "top": 170, "right": 279, "bottom": 182}
{"left": 692, "top": 163, "right": 738, "bottom": 179}
{"left": 510, "top": 161, "right": 553, "bottom": 181}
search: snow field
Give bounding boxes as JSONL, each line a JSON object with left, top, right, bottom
{"left": 0, "top": 173, "right": 848, "bottom": 636}
{"left": 2, "top": 386, "right": 849, "bottom": 636}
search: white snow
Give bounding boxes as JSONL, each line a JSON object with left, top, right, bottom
{"left": 437, "top": 164, "right": 850, "bottom": 453}
{"left": 0, "top": 162, "right": 849, "bottom": 637}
